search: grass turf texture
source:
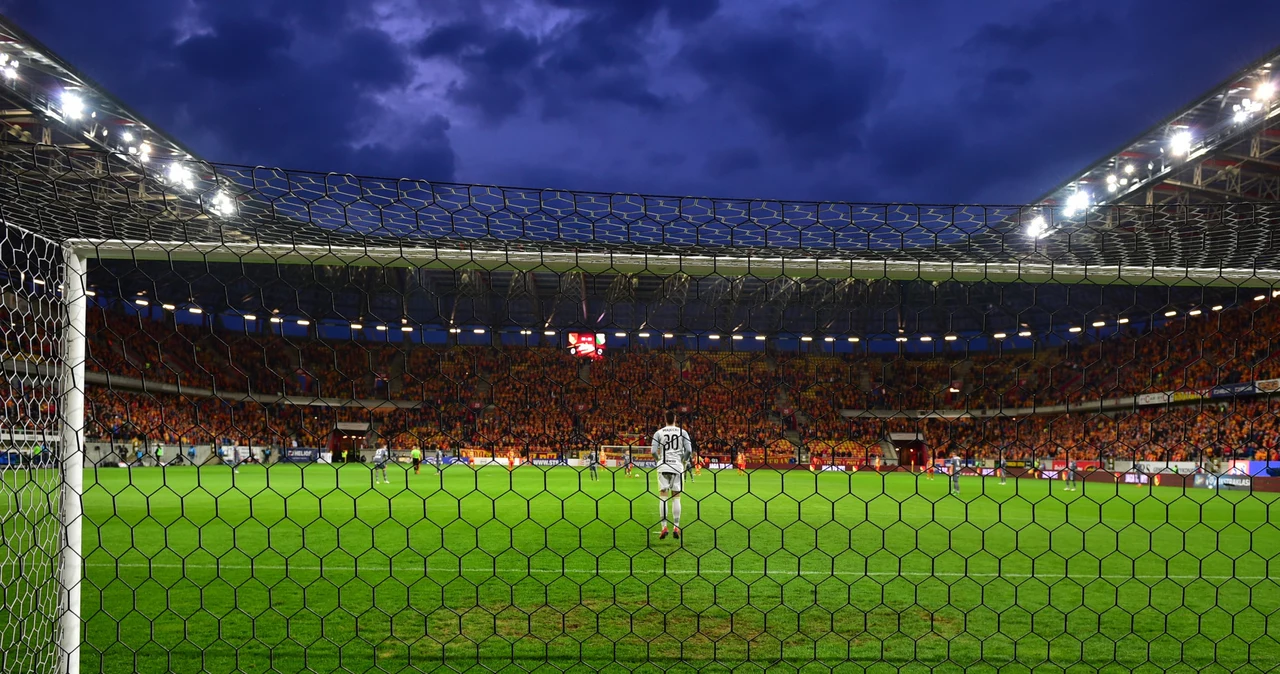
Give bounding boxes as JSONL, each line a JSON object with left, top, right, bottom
{"left": 6, "top": 464, "right": 1280, "bottom": 672}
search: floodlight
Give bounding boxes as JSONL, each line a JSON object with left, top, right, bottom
{"left": 60, "top": 91, "right": 85, "bottom": 119}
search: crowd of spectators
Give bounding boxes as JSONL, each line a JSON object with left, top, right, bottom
{"left": 72, "top": 302, "right": 1280, "bottom": 464}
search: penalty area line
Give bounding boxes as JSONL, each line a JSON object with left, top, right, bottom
{"left": 53, "top": 560, "right": 1280, "bottom": 583}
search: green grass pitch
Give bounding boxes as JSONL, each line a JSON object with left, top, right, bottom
{"left": 6, "top": 464, "right": 1280, "bottom": 672}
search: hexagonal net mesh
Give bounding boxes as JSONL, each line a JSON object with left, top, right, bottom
{"left": 4, "top": 142, "right": 1280, "bottom": 671}
{"left": 0, "top": 228, "right": 69, "bottom": 674}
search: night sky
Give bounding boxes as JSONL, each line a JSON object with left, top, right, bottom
{"left": 3, "top": 0, "right": 1278, "bottom": 203}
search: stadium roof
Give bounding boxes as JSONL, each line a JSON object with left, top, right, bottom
{"left": 0, "top": 14, "right": 201, "bottom": 168}
{"left": 0, "top": 13, "right": 1274, "bottom": 344}
{"left": 1037, "top": 45, "right": 1280, "bottom": 208}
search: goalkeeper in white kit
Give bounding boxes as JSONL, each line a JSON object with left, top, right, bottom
{"left": 652, "top": 410, "right": 692, "bottom": 540}
{"left": 372, "top": 446, "right": 390, "bottom": 484}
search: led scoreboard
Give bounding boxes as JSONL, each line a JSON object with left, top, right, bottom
{"left": 567, "top": 333, "right": 606, "bottom": 360}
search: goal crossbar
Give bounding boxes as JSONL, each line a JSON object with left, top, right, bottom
{"left": 70, "top": 239, "right": 1280, "bottom": 287}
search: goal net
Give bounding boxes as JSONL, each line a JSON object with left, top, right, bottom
{"left": 7, "top": 140, "right": 1280, "bottom": 671}
{"left": 0, "top": 228, "right": 77, "bottom": 674}
{"left": 597, "top": 445, "right": 646, "bottom": 468}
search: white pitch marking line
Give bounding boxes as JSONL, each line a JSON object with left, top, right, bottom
{"left": 57, "top": 561, "right": 1279, "bottom": 583}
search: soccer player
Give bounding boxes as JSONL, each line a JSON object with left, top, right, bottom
{"left": 586, "top": 449, "right": 600, "bottom": 481}
{"left": 410, "top": 447, "right": 422, "bottom": 475}
{"left": 694, "top": 453, "right": 703, "bottom": 477}
{"left": 949, "top": 453, "right": 962, "bottom": 495}
{"left": 998, "top": 455, "right": 1007, "bottom": 486}
{"left": 684, "top": 427, "right": 697, "bottom": 483}
{"left": 652, "top": 410, "right": 692, "bottom": 540}
{"left": 1065, "top": 459, "right": 1078, "bottom": 492}
{"left": 434, "top": 447, "right": 444, "bottom": 472}
{"left": 372, "top": 446, "right": 390, "bottom": 484}
{"left": 507, "top": 447, "right": 517, "bottom": 472}
{"left": 736, "top": 451, "right": 747, "bottom": 476}
{"left": 623, "top": 449, "right": 634, "bottom": 477}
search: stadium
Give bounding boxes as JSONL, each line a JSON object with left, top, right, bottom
{"left": 2, "top": 11, "right": 1280, "bottom": 673}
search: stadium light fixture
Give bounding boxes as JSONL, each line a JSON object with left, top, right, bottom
{"left": 1169, "top": 130, "right": 1193, "bottom": 157}
{"left": 122, "top": 131, "right": 134, "bottom": 143}
{"left": 662, "top": 333, "right": 674, "bottom": 339}
{"left": 731, "top": 334, "right": 744, "bottom": 341}
{"left": 134, "top": 298, "right": 149, "bottom": 307}
{"left": 243, "top": 314, "right": 256, "bottom": 321}
{"left": 1092, "top": 321, "right": 1106, "bottom": 327}
{"left": 755, "top": 335, "right": 767, "bottom": 341}
{"left": 85, "top": 290, "right": 96, "bottom": 297}
{"left": 1026, "top": 215, "right": 1050, "bottom": 238}
{"left": 32, "top": 278, "right": 44, "bottom": 285}
{"left": 296, "top": 319, "right": 310, "bottom": 326}
{"left": 519, "top": 329, "right": 532, "bottom": 335}
{"left": 401, "top": 326, "right": 413, "bottom": 332}
{"left": 993, "top": 332, "right": 1007, "bottom": 340}
{"left": 1164, "top": 310, "right": 1177, "bottom": 317}
{"left": 60, "top": 91, "right": 85, "bottom": 120}
{"left": 377, "top": 325, "right": 388, "bottom": 331}
{"left": 1124, "top": 164, "right": 1135, "bottom": 174}
{"left": 350, "top": 323, "right": 363, "bottom": 330}
{"left": 1258, "top": 80, "right": 1275, "bottom": 100}
{"left": 1212, "top": 305, "right": 1224, "bottom": 311}
{"left": 1254, "top": 294, "right": 1267, "bottom": 301}
{"left": 638, "top": 332, "right": 651, "bottom": 338}
{"left": 848, "top": 337, "right": 860, "bottom": 343}
{"left": 546, "top": 330, "right": 558, "bottom": 336}
{"left": 824, "top": 336, "right": 835, "bottom": 342}
{"left": 615, "top": 332, "right": 626, "bottom": 338}
{"left": 1018, "top": 330, "right": 1032, "bottom": 337}
{"left": 210, "top": 191, "right": 236, "bottom": 217}
{"left": 187, "top": 306, "right": 202, "bottom": 315}
{"left": 161, "top": 303, "right": 176, "bottom": 311}
{"left": 2, "top": 62, "right": 16, "bottom": 80}
{"left": 1117, "top": 317, "right": 1130, "bottom": 324}
{"left": 920, "top": 336, "right": 932, "bottom": 342}
{"left": 949, "top": 387, "right": 961, "bottom": 393}
{"left": 167, "top": 163, "right": 195, "bottom": 190}
{"left": 137, "top": 142, "right": 151, "bottom": 163}
{"left": 449, "top": 327, "right": 462, "bottom": 334}
{"left": 1273, "top": 290, "right": 1280, "bottom": 297}
{"left": 708, "top": 334, "right": 721, "bottom": 340}
{"left": 1062, "top": 191, "right": 1090, "bottom": 218}
{"left": 473, "top": 328, "right": 485, "bottom": 334}
{"left": 270, "top": 317, "right": 283, "bottom": 324}
{"left": 944, "top": 335, "right": 957, "bottom": 341}
{"left": 894, "top": 336, "right": 909, "bottom": 343}
{"left": 1188, "top": 309, "right": 1202, "bottom": 316}
{"left": 1069, "top": 326, "right": 1082, "bottom": 333}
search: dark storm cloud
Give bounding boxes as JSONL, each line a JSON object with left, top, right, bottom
{"left": 414, "top": 0, "right": 718, "bottom": 123}
{"left": 706, "top": 147, "right": 761, "bottom": 178}
{"left": 175, "top": 16, "right": 293, "bottom": 82}
{"left": 1, "top": 0, "right": 456, "bottom": 180}
{"left": 5, "top": 0, "right": 1280, "bottom": 202}
{"left": 965, "top": 1, "right": 1114, "bottom": 55}
{"left": 682, "top": 28, "right": 891, "bottom": 161}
